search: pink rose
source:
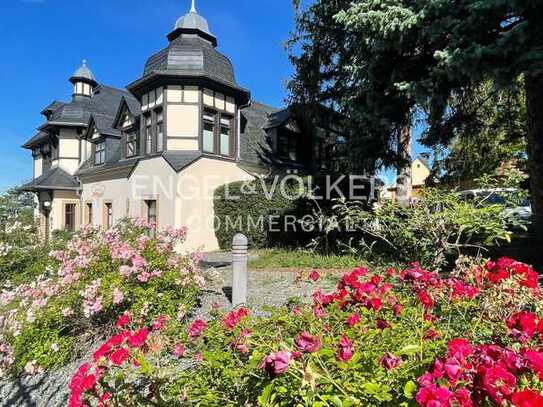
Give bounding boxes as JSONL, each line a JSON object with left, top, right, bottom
{"left": 380, "top": 352, "right": 401, "bottom": 370}
{"left": 260, "top": 351, "right": 292, "bottom": 376}
{"left": 295, "top": 332, "right": 321, "bottom": 353}
{"left": 346, "top": 313, "right": 361, "bottom": 327}
{"left": 173, "top": 343, "right": 185, "bottom": 358}
{"left": 188, "top": 319, "right": 208, "bottom": 340}
{"left": 336, "top": 335, "right": 354, "bottom": 362}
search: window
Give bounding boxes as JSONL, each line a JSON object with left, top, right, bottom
{"left": 145, "top": 114, "right": 152, "bottom": 154}
{"left": 126, "top": 132, "right": 138, "bottom": 158}
{"left": 145, "top": 200, "right": 157, "bottom": 237}
{"left": 104, "top": 203, "right": 113, "bottom": 229}
{"left": 277, "top": 130, "right": 297, "bottom": 161}
{"left": 156, "top": 110, "right": 164, "bottom": 153}
{"left": 65, "top": 203, "right": 76, "bottom": 232}
{"left": 42, "top": 151, "right": 52, "bottom": 172}
{"left": 220, "top": 116, "right": 232, "bottom": 156}
{"left": 203, "top": 111, "right": 216, "bottom": 153}
{"left": 95, "top": 141, "right": 106, "bottom": 165}
{"left": 86, "top": 203, "right": 93, "bottom": 225}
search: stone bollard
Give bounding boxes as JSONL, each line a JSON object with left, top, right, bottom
{"left": 232, "top": 233, "right": 248, "bottom": 307}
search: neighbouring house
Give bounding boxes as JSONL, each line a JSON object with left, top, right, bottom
{"left": 20, "top": 1, "right": 347, "bottom": 250}
{"left": 382, "top": 155, "right": 432, "bottom": 202}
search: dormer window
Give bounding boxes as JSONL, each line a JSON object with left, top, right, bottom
{"left": 95, "top": 141, "right": 106, "bottom": 165}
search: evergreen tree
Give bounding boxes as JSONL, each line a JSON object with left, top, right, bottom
{"left": 289, "top": 0, "right": 543, "bottom": 236}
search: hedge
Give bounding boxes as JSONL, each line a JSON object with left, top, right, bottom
{"left": 213, "top": 179, "right": 306, "bottom": 250}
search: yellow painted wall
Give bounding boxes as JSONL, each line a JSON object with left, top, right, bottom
{"left": 412, "top": 158, "right": 430, "bottom": 187}
{"left": 50, "top": 190, "right": 81, "bottom": 232}
{"left": 177, "top": 157, "right": 255, "bottom": 251}
{"left": 167, "top": 139, "right": 199, "bottom": 150}
{"left": 34, "top": 157, "right": 43, "bottom": 178}
{"left": 167, "top": 105, "right": 199, "bottom": 139}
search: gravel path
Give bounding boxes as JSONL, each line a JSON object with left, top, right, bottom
{"left": 0, "top": 255, "right": 339, "bottom": 407}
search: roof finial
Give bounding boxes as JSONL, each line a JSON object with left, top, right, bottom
{"left": 82, "top": 59, "right": 87, "bottom": 67}
{"left": 190, "top": 0, "right": 196, "bottom": 13}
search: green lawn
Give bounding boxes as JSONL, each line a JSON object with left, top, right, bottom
{"left": 249, "top": 248, "right": 363, "bottom": 270}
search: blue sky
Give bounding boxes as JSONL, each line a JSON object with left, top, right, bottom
{"left": 0, "top": 0, "right": 425, "bottom": 191}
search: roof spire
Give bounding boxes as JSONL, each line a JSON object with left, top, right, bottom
{"left": 190, "top": 0, "right": 196, "bottom": 13}
{"left": 82, "top": 59, "right": 87, "bottom": 67}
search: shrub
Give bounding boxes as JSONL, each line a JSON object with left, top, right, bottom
{"left": 318, "top": 188, "right": 515, "bottom": 270}
{"left": 214, "top": 179, "right": 305, "bottom": 250}
{"left": 69, "top": 256, "right": 543, "bottom": 406}
{"left": 0, "top": 219, "right": 204, "bottom": 376}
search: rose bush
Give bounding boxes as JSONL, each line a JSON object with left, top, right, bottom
{"left": 0, "top": 218, "right": 204, "bottom": 376}
{"left": 68, "top": 256, "right": 543, "bottom": 406}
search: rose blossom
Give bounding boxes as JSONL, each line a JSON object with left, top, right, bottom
{"left": 512, "top": 390, "right": 543, "bottom": 407}
{"left": 260, "top": 351, "right": 292, "bottom": 376}
{"left": 295, "top": 332, "right": 321, "bottom": 353}
{"left": 188, "top": 319, "right": 208, "bottom": 339}
{"left": 127, "top": 328, "right": 149, "bottom": 348}
{"left": 346, "top": 313, "right": 361, "bottom": 327}
{"left": 173, "top": 343, "right": 185, "bottom": 358}
{"left": 109, "top": 348, "right": 130, "bottom": 366}
{"left": 380, "top": 352, "right": 401, "bottom": 370}
{"left": 308, "top": 270, "right": 321, "bottom": 282}
{"left": 115, "top": 313, "right": 130, "bottom": 329}
{"left": 336, "top": 336, "right": 354, "bottom": 362}
{"left": 112, "top": 288, "right": 124, "bottom": 305}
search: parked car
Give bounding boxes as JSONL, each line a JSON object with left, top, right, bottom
{"left": 459, "top": 188, "right": 532, "bottom": 225}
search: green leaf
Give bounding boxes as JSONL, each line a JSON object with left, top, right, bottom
{"left": 399, "top": 344, "right": 421, "bottom": 356}
{"left": 403, "top": 380, "right": 417, "bottom": 399}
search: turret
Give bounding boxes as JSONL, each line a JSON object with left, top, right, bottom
{"left": 69, "top": 60, "right": 98, "bottom": 98}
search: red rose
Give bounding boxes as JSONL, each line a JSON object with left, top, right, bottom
{"left": 308, "top": 270, "right": 321, "bottom": 282}
{"left": 507, "top": 312, "right": 538, "bottom": 341}
{"left": 115, "top": 313, "right": 130, "bottom": 329}
{"left": 512, "top": 389, "right": 543, "bottom": 407}
{"left": 418, "top": 291, "right": 434, "bottom": 309}
{"left": 482, "top": 365, "right": 517, "bottom": 404}
{"left": 447, "top": 339, "right": 474, "bottom": 361}
{"left": 109, "top": 348, "right": 130, "bottom": 366}
{"left": 524, "top": 350, "right": 543, "bottom": 380}
{"left": 127, "top": 328, "right": 149, "bottom": 348}
{"left": 346, "top": 313, "right": 361, "bottom": 327}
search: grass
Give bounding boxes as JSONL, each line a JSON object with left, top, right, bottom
{"left": 249, "top": 248, "right": 363, "bottom": 270}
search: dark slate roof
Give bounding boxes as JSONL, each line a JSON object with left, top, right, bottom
{"left": 45, "top": 85, "right": 138, "bottom": 126}
{"left": 112, "top": 96, "right": 142, "bottom": 129}
{"left": 22, "top": 131, "right": 51, "bottom": 149}
{"left": 41, "top": 101, "right": 64, "bottom": 116}
{"left": 162, "top": 151, "right": 202, "bottom": 172}
{"left": 264, "top": 108, "right": 290, "bottom": 129}
{"left": 91, "top": 113, "right": 122, "bottom": 137}
{"left": 143, "top": 36, "right": 237, "bottom": 87}
{"left": 239, "top": 101, "right": 279, "bottom": 166}
{"left": 20, "top": 167, "right": 78, "bottom": 192}
{"left": 175, "top": 11, "right": 213, "bottom": 37}
{"left": 70, "top": 60, "right": 97, "bottom": 85}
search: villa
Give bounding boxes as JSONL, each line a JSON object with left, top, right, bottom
{"left": 20, "top": 1, "right": 346, "bottom": 250}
